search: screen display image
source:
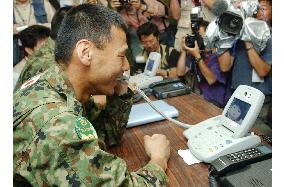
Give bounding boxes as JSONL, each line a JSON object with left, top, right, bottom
{"left": 146, "top": 59, "right": 154, "bottom": 71}
{"left": 225, "top": 98, "right": 251, "bottom": 125}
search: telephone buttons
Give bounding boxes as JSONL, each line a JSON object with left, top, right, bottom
{"left": 207, "top": 126, "right": 213, "bottom": 130}
{"left": 225, "top": 139, "right": 232, "bottom": 144}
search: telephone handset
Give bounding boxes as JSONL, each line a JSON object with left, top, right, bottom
{"left": 183, "top": 85, "right": 265, "bottom": 163}
{"left": 209, "top": 144, "right": 272, "bottom": 176}
{"left": 149, "top": 78, "right": 182, "bottom": 89}
{"left": 143, "top": 52, "right": 161, "bottom": 77}
{"left": 148, "top": 78, "right": 191, "bottom": 99}
{"left": 129, "top": 52, "right": 163, "bottom": 89}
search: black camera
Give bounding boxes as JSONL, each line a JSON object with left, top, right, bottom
{"left": 119, "top": 0, "right": 131, "bottom": 7}
{"left": 186, "top": 7, "right": 205, "bottom": 51}
{"left": 190, "top": 11, "right": 202, "bottom": 33}
{"left": 185, "top": 35, "right": 196, "bottom": 48}
{"left": 185, "top": 34, "right": 205, "bottom": 51}
{"left": 218, "top": 11, "right": 243, "bottom": 35}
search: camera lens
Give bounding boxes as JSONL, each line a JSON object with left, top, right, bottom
{"left": 229, "top": 18, "right": 240, "bottom": 29}
{"left": 119, "top": 0, "right": 130, "bottom": 6}
{"left": 185, "top": 35, "right": 196, "bottom": 48}
{"left": 218, "top": 11, "right": 243, "bottom": 35}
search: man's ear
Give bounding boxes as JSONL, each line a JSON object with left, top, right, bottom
{"left": 75, "top": 39, "right": 93, "bottom": 66}
{"left": 24, "top": 47, "right": 34, "bottom": 56}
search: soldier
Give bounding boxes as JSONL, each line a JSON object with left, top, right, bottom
{"left": 13, "top": 4, "right": 170, "bottom": 186}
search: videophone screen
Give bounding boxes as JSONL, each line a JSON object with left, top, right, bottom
{"left": 146, "top": 59, "right": 154, "bottom": 71}
{"left": 225, "top": 98, "right": 251, "bottom": 125}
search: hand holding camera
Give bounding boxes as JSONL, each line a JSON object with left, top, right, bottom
{"left": 111, "top": 0, "right": 144, "bottom": 10}
{"left": 182, "top": 37, "right": 201, "bottom": 59}
{"left": 184, "top": 41, "right": 201, "bottom": 58}
{"left": 110, "top": 0, "right": 123, "bottom": 9}
{"left": 120, "top": 0, "right": 131, "bottom": 7}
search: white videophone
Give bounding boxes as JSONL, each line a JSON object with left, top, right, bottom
{"left": 183, "top": 85, "right": 265, "bottom": 163}
{"left": 129, "top": 52, "right": 163, "bottom": 89}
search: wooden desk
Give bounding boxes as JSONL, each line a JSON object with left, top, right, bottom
{"left": 109, "top": 93, "right": 222, "bottom": 187}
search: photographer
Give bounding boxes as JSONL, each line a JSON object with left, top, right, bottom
{"left": 177, "top": 19, "right": 232, "bottom": 108}
{"left": 218, "top": 0, "right": 272, "bottom": 134}
{"left": 137, "top": 22, "right": 180, "bottom": 78}
{"left": 109, "top": 0, "right": 167, "bottom": 69}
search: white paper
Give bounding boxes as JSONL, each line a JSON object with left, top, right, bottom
{"left": 178, "top": 149, "right": 202, "bottom": 165}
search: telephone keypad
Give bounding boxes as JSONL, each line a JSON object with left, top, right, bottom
{"left": 226, "top": 148, "right": 263, "bottom": 163}
{"left": 190, "top": 124, "right": 234, "bottom": 154}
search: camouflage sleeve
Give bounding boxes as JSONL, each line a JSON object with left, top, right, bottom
{"left": 86, "top": 94, "right": 133, "bottom": 147}
{"left": 43, "top": 113, "right": 168, "bottom": 186}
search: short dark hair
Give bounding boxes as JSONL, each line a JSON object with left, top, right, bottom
{"left": 259, "top": 0, "right": 272, "bottom": 6}
{"left": 50, "top": 6, "right": 73, "bottom": 40}
{"left": 19, "top": 25, "right": 50, "bottom": 49}
{"left": 137, "top": 22, "right": 160, "bottom": 40}
{"left": 54, "top": 4, "right": 127, "bottom": 63}
{"left": 199, "top": 19, "right": 209, "bottom": 29}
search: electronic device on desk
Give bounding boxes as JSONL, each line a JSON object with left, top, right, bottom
{"left": 208, "top": 144, "right": 272, "bottom": 187}
{"left": 183, "top": 85, "right": 265, "bottom": 163}
{"left": 129, "top": 52, "right": 163, "bottom": 89}
{"left": 149, "top": 78, "right": 191, "bottom": 99}
{"left": 219, "top": 158, "right": 272, "bottom": 187}
{"left": 127, "top": 100, "right": 179, "bottom": 128}
{"left": 209, "top": 144, "right": 272, "bottom": 177}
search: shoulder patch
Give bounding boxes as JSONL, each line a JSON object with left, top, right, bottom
{"left": 75, "top": 117, "right": 98, "bottom": 141}
{"left": 20, "top": 74, "right": 41, "bottom": 90}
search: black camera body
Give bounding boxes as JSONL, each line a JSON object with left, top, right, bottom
{"left": 190, "top": 12, "right": 202, "bottom": 33}
{"left": 185, "top": 35, "right": 196, "bottom": 48}
{"left": 185, "top": 11, "right": 205, "bottom": 51}
{"left": 185, "top": 34, "right": 205, "bottom": 51}
{"left": 119, "top": 0, "right": 131, "bottom": 7}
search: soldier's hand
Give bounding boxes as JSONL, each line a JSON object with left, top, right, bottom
{"left": 92, "top": 95, "right": 107, "bottom": 109}
{"left": 115, "top": 70, "right": 130, "bottom": 96}
{"left": 144, "top": 134, "right": 170, "bottom": 171}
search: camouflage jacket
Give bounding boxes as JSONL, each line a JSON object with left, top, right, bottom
{"left": 14, "top": 37, "right": 55, "bottom": 92}
{"left": 13, "top": 64, "right": 168, "bottom": 186}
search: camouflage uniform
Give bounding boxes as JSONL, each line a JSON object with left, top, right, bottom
{"left": 14, "top": 37, "right": 55, "bottom": 92}
{"left": 13, "top": 64, "right": 168, "bottom": 186}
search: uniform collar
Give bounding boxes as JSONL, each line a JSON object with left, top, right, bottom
{"left": 44, "top": 64, "right": 83, "bottom": 115}
{"left": 45, "top": 37, "right": 55, "bottom": 48}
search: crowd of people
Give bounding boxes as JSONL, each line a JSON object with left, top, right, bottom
{"left": 13, "top": 0, "right": 272, "bottom": 186}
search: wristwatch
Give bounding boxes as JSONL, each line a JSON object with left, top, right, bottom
{"left": 195, "top": 57, "right": 203, "bottom": 64}
{"left": 245, "top": 42, "right": 254, "bottom": 51}
{"left": 246, "top": 45, "right": 254, "bottom": 51}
